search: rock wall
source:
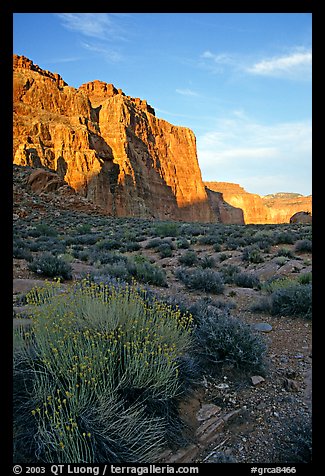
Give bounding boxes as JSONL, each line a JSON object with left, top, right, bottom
{"left": 205, "top": 182, "right": 312, "bottom": 224}
{"left": 205, "top": 188, "right": 244, "bottom": 225}
{"left": 13, "top": 55, "right": 214, "bottom": 223}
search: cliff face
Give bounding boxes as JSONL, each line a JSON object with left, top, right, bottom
{"left": 205, "top": 182, "right": 312, "bottom": 224}
{"left": 205, "top": 188, "right": 244, "bottom": 225}
{"left": 13, "top": 55, "right": 214, "bottom": 222}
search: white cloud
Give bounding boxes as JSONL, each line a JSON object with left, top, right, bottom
{"left": 81, "top": 42, "right": 122, "bottom": 62}
{"left": 246, "top": 50, "right": 312, "bottom": 79}
{"left": 56, "top": 13, "right": 126, "bottom": 41}
{"left": 197, "top": 113, "right": 312, "bottom": 195}
{"left": 200, "top": 47, "right": 312, "bottom": 80}
{"left": 201, "top": 51, "right": 234, "bottom": 65}
{"left": 175, "top": 88, "right": 199, "bottom": 97}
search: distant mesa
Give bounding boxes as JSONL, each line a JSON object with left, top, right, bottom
{"left": 13, "top": 54, "right": 312, "bottom": 224}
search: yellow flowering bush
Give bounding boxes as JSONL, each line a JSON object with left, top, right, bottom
{"left": 14, "top": 279, "right": 193, "bottom": 463}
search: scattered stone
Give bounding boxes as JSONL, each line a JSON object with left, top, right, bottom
{"left": 283, "top": 378, "right": 300, "bottom": 392}
{"left": 215, "top": 383, "right": 229, "bottom": 390}
{"left": 196, "top": 404, "right": 222, "bottom": 422}
{"left": 252, "top": 322, "right": 273, "bottom": 333}
{"left": 251, "top": 375, "right": 265, "bottom": 386}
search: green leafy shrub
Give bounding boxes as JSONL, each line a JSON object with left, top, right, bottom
{"left": 158, "top": 243, "right": 174, "bottom": 258}
{"left": 13, "top": 280, "right": 193, "bottom": 463}
{"left": 175, "top": 268, "right": 224, "bottom": 294}
{"left": 28, "top": 253, "right": 73, "bottom": 280}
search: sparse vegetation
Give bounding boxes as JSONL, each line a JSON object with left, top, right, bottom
{"left": 13, "top": 195, "right": 312, "bottom": 464}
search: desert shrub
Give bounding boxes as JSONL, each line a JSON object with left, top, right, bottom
{"left": 218, "top": 252, "right": 231, "bottom": 262}
{"left": 225, "top": 236, "right": 248, "bottom": 250}
{"left": 13, "top": 246, "right": 33, "bottom": 261}
{"left": 213, "top": 242, "right": 222, "bottom": 252}
{"left": 270, "top": 283, "right": 312, "bottom": 319}
{"left": 145, "top": 238, "right": 163, "bottom": 249}
{"left": 242, "top": 245, "right": 264, "bottom": 264}
{"left": 193, "top": 309, "right": 266, "bottom": 375}
{"left": 220, "top": 264, "right": 240, "bottom": 284}
{"left": 188, "top": 297, "right": 236, "bottom": 318}
{"left": 154, "top": 222, "right": 180, "bottom": 237}
{"left": 175, "top": 268, "right": 224, "bottom": 294}
{"left": 28, "top": 253, "right": 73, "bottom": 280}
{"left": 200, "top": 255, "right": 215, "bottom": 269}
{"left": 178, "top": 250, "right": 198, "bottom": 267}
{"left": 298, "top": 272, "right": 312, "bottom": 285}
{"left": 13, "top": 280, "right": 193, "bottom": 463}
{"left": 274, "top": 256, "right": 289, "bottom": 266}
{"left": 124, "top": 242, "right": 141, "bottom": 252}
{"left": 180, "top": 224, "right": 203, "bottom": 237}
{"left": 127, "top": 258, "right": 167, "bottom": 287}
{"left": 294, "top": 239, "right": 312, "bottom": 253}
{"left": 96, "top": 239, "right": 121, "bottom": 251}
{"left": 72, "top": 234, "right": 100, "bottom": 246}
{"left": 197, "top": 234, "right": 219, "bottom": 245}
{"left": 75, "top": 223, "right": 92, "bottom": 234}
{"left": 262, "top": 276, "right": 298, "bottom": 294}
{"left": 101, "top": 260, "right": 131, "bottom": 281}
{"left": 272, "top": 414, "right": 312, "bottom": 463}
{"left": 233, "top": 272, "right": 260, "bottom": 289}
{"left": 274, "top": 231, "right": 295, "bottom": 245}
{"left": 255, "top": 239, "right": 272, "bottom": 252}
{"left": 72, "top": 250, "right": 90, "bottom": 262}
{"left": 28, "top": 223, "right": 58, "bottom": 238}
{"left": 276, "top": 247, "right": 295, "bottom": 258}
{"left": 158, "top": 243, "right": 174, "bottom": 258}
{"left": 176, "top": 237, "right": 190, "bottom": 249}
{"left": 88, "top": 250, "right": 127, "bottom": 267}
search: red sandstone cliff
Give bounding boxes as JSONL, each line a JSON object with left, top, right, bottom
{"left": 205, "top": 182, "right": 312, "bottom": 224}
{"left": 13, "top": 55, "right": 214, "bottom": 222}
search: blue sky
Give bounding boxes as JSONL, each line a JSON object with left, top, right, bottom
{"left": 13, "top": 13, "right": 312, "bottom": 196}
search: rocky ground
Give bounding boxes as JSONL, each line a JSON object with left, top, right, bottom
{"left": 13, "top": 165, "right": 312, "bottom": 464}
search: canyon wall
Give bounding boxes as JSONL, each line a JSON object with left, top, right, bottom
{"left": 13, "top": 55, "right": 215, "bottom": 222}
{"left": 13, "top": 55, "right": 311, "bottom": 225}
{"left": 205, "top": 182, "right": 312, "bottom": 224}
